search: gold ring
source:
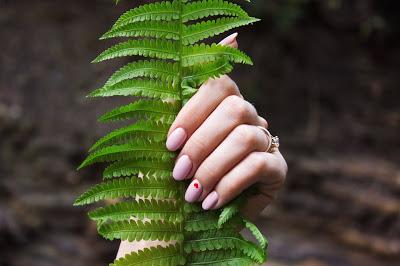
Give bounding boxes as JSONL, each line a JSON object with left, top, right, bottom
{"left": 257, "top": 126, "right": 280, "bottom": 152}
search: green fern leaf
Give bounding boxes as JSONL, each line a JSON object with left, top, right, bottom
{"left": 111, "top": 1, "right": 180, "bottom": 29}
{"left": 243, "top": 219, "right": 268, "bottom": 250}
{"left": 99, "top": 219, "right": 184, "bottom": 242}
{"left": 74, "top": 177, "right": 179, "bottom": 206}
{"left": 182, "top": 43, "right": 253, "bottom": 67}
{"left": 182, "top": 58, "right": 233, "bottom": 87}
{"left": 78, "top": 139, "right": 174, "bottom": 170}
{"left": 89, "top": 79, "right": 179, "bottom": 100}
{"left": 111, "top": 245, "right": 185, "bottom": 266}
{"left": 99, "top": 99, "right": 179, "bottom": 123}
{"left": 76, "top": 0, "right": 267, "bottom": 265}
{"left": 103, "top": 159, "right": 173, "bottom": 179}
{"left": 186, "top": 249, "right": 256, "bottom": 266}
{"left": 89, "top": 199, "right": 182, "bottom": 223}
{"left": 183, "top": 17, "right": 260, "bottom": 45}
{"left": 185, "top": 212, "right": 220, "bottom": 232}
{"left": 182, "top": 0, "right": 249, "bottom": 22}
{"left": 89, "top": 120, "right": 170, "bottom": 152}
{"left": 93, "top": 39, "right": 179, "bottom": 63}
{"left": 185, "top": 229, "right": 265, "bottom": 264}
{"left": 104, "top": 60, "right": 179, "bottom": 88}
{"left": 185, "top": 212, "right": 241, "bottom": 232}
{"left": 102, "top": 20, "right": 180, "bottom": 40}
{"left": 183, "top": 202, "right": 203, "bottom": 214}
{"left": 218, "top": 196, "right": 244, "bottom": 227}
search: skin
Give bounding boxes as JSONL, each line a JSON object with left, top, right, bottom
{"left": 116, "top": 33, "right": 288, "bottom": 258}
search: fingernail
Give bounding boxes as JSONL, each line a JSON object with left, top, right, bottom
{"left": 202, "top": 191, "right": 219, "bottom": 210}
{"left": 173, "top": 155, "right": 192, "bottom": 181}
{"left": 219, "top": 32, "right": 238, "bottom": 45}
{"left": 166, "top": 128, "right": 187, "bottom": 151}
{"left": 185, "top": 179, "right": 203, "bottom": 203}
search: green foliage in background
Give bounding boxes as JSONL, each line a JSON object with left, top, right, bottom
{"left": 75, "top": 0, "right": 267, "bottom": 265}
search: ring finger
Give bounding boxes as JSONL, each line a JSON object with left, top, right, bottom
{"left": 184, "top": 124, "right": 269, "bottom": 203}
{"left": 174, "top": 95, "right": 260, "bottom": 181}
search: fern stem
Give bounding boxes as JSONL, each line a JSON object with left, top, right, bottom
{"left": 177, "top": 0, "right": 186, "bottom": 260}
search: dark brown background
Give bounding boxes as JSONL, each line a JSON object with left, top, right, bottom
{"left": 0, "top": 0, "right": 399, "bottom": 265}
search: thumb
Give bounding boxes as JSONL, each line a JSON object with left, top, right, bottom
{"left": 218, "top": 32, "right": 238, "bottom": 48}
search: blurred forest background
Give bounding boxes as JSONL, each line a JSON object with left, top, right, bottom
{"left": 0, "top": 0, "right": 399, "bottom": 265}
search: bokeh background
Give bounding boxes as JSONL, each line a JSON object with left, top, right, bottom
{"left": 0, "top": 0, "right": 399, "bottom": 265}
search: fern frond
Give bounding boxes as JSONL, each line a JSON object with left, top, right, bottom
{"left": 78, "top": 139, "right": 174, "bottom": 170}
{"left": 185, "top": 229, "right": 265, "bottom": 264}
{"left": 186, "top": 249, "right": 256, "bottom": 266}
{"left": 99, "top": 220, "right": 184, "bottom": 242}
{"left": 183, "top": 17, "right": 260, "bottom": 45}
{"left": 185, "top": 212, "right": 220, "bottom": 232}
{"left": 74, "top": 177, "right": 179, "bottom": 206}
{"left": 111, "top": 1, "right": 180, "bottom": 29}
{"left": 93, "top": 39, "right": 179, "bottom": 63}
{"left": 182, "top": 0, "right": 249, "bottom": 22}
{"left": 243, "top": 219, "right": 268, "bottom": 250}
{"left": 183, "top": 202, "right": 203, "bottom": 214}
{"left": 182, "top": 58, "right": 233, "bottom": 87}
{"left": 103, "top": 159, "right": 173, "bottom": 179}
{"left": 185, "top": 212, "right": 241, "bottom": 232}
{"left": 89, "top": 199, "right": 182, "bottom": 223}
{"left": 76, "top": 0, "right": 267, "bottom": 264}
{"left": 182, "top": 43, "right": 252, "bottom": 67}
{"left": 218, "top": 196, "right": 243, "bottom": 227}
{"left": 89, "top": 79, "right": 179, "bottom": 100}
{"left": 102, "top": 20, "right": 180, "bottom": 40}
{"left": 104, "top": 60, "right": 179, "bottom": 88}
{"left": 99, "top": 99, "right": 178, "bottom": 123}
{"left": 89, "top": 120, "right": 169, "bottom": 152}
{"left": 111, "top": 245, "right": 185, "bottom": 266}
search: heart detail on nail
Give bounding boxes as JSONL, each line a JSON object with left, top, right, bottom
{"left": 194, "top": 183, "right": 199, "bottom": 189}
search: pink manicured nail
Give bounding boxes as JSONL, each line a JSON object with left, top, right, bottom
{"left": 173, "top": 155, "right": 192, "bottom": 181}
{"left": 219, "top": 32, "right": 238, "bottom": 45}
{"left": 202, "top": 191, "right": 219, "bottom": 210}
{"left": 185, "top": 180, "right": 203, "bottom": 203}
{"left": 166, "top": 128, "right": 187, "bottom": 151}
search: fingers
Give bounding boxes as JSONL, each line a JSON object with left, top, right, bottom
{"left": 173, "top": 95, "right": 260, "bottom": 181}
{"left": 189, "top": 125, "right": 270, "bottom": 201}
{"left": 166, "top": 75, "right": 241, "bottom": 151}
{"left": 258, "top": 116, "right": 268, "bottom": 129}
{"left": 202, "top": 150, "right": 287, "bottom": 210}
{"left": 165, "top": 33, "right": 286, "bottom": 211}
{"left": 166, "top": 33, "right": 240, "bottom": 152}
{"left": 219, "top": 32, "right": 238, "bottom": 48}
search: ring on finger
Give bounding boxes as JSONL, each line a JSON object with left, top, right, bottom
{"left": 257, "top": 126, "right": 280, "bottom": 152}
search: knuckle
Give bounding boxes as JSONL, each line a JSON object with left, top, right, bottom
{"left": 183, "top": 133, "right": 207, "bottom": 159}
{"left": 219, "top": 75, "right": 240, "bottom": 96}
{"left": 232, "top": 125, "right": 260, "bottom": 148}
{"left": 279, "top": 159, "right": 288, "bottom": 183}
{"left": 250, "top": 152, "right": 268, "bottom": 175}
{"left": 259, "top": 117, "right": 269, "bottom": 129}
{"left": 202, "top": 76, "right": 239, "bottom": 97}
{"left": 196, "top": 163, "right": 218, "bottom": 189}
{"left": 223, "top": 96, "right": 255, "bottom": 122}
{"left": 220, "top": 180, "right": 240, "bottom": 201}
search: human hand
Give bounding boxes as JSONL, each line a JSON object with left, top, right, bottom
{"left": 166, "top": 33, "right": 287, "bottom": 212}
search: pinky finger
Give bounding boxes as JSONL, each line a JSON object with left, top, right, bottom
{"left": 201, "top": 152, "right": 269, "bottom": 210}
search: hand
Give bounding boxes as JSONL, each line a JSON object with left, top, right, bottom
{"left": 166, "top": 33, "right": 287, "bottom": 212}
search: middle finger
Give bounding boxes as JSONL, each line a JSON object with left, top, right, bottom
{"left": 189, "top": 124, "right": 270, "bottom": 202}
{"left": 173, "top": 95, "right": 260, "bottom": 181}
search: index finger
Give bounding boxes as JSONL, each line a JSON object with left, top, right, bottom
{"left": 166, "top": 33, "right": 242, "bottom": 151}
